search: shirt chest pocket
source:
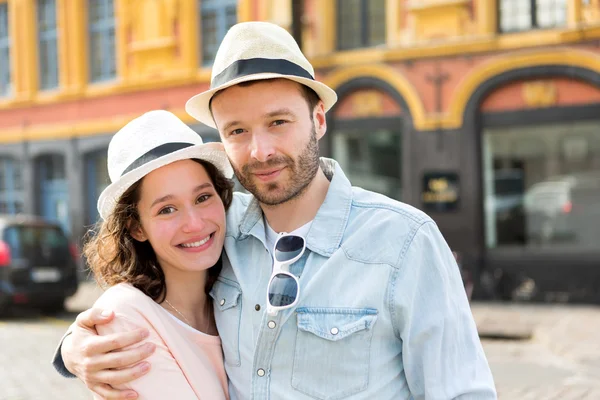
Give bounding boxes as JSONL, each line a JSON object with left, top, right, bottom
{"left": 292, "top": 308, "right": 378, "bottom": 400}
{"left": 209, "top": 279, "right": 242, "bottom": 367}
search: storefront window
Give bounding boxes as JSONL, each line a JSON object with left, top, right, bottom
{"left": 0, "top": 157, "right": 25, "bottom": 215}
{"left": 35, "top": 154, "right": 70, "bottom": 234}
{"left": 332, "top": 124, "right": 402, "bottom": 200}
{"left": 85, "top": 151, "right": 110, "bottom": 225}
{"left": 483, "top": 120, "right": 600, "bottom": 251}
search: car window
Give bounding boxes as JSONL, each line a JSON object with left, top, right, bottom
{"left": 3, "top": 224, "right": 69, "bottom": 258}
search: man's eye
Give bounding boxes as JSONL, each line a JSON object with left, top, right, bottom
{"left": 272, "top": 120, "right": 287, "bottom": 127}
{"left": 158, "top": 206, "right": 176, "bottom": 215}
{"left": 230, "top": 128, "right": 245, "bottom": 136}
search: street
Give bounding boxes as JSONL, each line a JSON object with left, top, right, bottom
{"left": 1, "top": 283, "right": 600, "bottom": 400}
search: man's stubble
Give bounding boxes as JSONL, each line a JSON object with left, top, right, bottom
{"left": 231, "top": 126, "right": 320, "bottom": 206}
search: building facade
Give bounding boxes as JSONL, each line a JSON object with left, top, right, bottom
{"left": 1, "top": 0, "right": 600, "bottom": 301}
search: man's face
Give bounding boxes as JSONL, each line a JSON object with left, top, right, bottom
{"left": 211, "top": 79, "right": 327, "bottom": 205}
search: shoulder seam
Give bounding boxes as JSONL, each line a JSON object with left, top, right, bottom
{"left": 351, "top": 200, "right": 431, "bottom": 225}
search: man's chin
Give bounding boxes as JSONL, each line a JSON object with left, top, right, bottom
{"left": 245, "top": 182, "right": 292, "bottom": 205}
{"left": 254, "top": 189, "right": 289, "bottom": 206}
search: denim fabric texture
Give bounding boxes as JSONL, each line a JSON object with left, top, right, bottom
{"left": 52, "top": 159, "right": 496, "bottom": 399}
{"left": 214, "top": 159, "right": 497, "bottom": 400}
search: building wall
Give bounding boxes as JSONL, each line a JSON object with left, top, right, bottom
{"left": 1, "top": 0, "right": 600, "bottom": 300}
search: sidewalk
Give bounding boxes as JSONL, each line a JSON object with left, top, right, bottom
{"left": 471, "top": 302, "right": 600, "bottom": 399}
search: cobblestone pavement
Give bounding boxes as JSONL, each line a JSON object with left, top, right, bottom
{"left": 472, "top": 303, "right": 600, "bottom": 400}
{"left": 1, "top": 282, "right": 600, "bottom": 399}
{"left": 0, "top": 282, "right": 103, "bottom": 400}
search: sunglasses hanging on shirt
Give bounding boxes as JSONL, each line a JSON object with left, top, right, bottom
{"left": 266, "top": 234, "right": 305, "bottom": 316}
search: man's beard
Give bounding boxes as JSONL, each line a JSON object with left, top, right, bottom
{"left": 232, "top": 127, "right": 320, "bottom": 206}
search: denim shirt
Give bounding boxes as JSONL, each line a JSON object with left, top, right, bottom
{"left": 209, "top": 159, "right": 496, "bottom": 400}
{"left": 52, "top": 159, "right": 496, "bottom": 399}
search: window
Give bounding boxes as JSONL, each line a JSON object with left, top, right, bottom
{"left": 200, "top": 0, "right": 237, "bottom": 66}
{"left": 499, "top": 0, "right": 567, "bottom": 33}
{"left": 337, "top": 0, "right": 386, "bottom": 51}
{"left": 0, "top": 2, "right": 10, "bottom": 97}
{"left": 332, "top": 118, "right": 402, "bottom": 200}
{"left": 483, "top": 120, "right": 600, "bottom": 251}
{"left": 3, "top": 224, "right": 70, "bottom": 260}
{"left": 88, "top": 0, "right": 116, "bottom": 82}
{"left": 84, "top": 151, "right": 109, "bottom": 225}
{"left": 37, "top": 0, "right": 59, "bottom": 90}
{"left": 0, "top": 157, "right": 25, "bottom": 215}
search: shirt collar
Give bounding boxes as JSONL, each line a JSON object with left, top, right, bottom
{"left": 237, "top": 158, "right": 353, "bottom": 257}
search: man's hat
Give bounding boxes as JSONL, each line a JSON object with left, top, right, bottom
{"left": 185, "top": 21, "right": 338, "bottom": 128}
{"left": 97, "top": 110, "right": 233, "bottom": 220}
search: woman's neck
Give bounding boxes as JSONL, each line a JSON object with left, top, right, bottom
{"left": 161, "top": 268, "right": 214, "bottom": 333}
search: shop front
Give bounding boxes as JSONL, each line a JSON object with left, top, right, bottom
{"left": 326, "top": 77, "right": 409, "bottom": 203}
{"left": 466, "top": 66, "right": 600, "bottom": 302}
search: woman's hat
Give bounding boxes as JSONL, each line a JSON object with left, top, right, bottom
{"left": 185, "top": 21, "right": 338, "bottom": 128}
{"left": 97, "top": 110, "right": 234, "bottom": 220}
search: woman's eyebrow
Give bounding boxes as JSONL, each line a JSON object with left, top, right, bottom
{"left": 150, "top": 183, "right": 214, "bottom": 208}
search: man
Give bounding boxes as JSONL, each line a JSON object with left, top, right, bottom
{"left": 53, "top": 21, "right": 496, "bottom": 400}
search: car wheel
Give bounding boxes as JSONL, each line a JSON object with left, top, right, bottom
{"left": 40, "top": 299, "right": 66, "bottom": 315}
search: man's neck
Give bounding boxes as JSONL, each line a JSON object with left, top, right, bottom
{"left": 261, "top": 167, "right": 330, "bottom": 233}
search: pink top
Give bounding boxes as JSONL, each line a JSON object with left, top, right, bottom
{"left": 92, "top": 283, "right": 228, "bottom": 400}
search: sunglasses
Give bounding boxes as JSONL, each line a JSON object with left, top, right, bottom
{"left": 266, "top": 234, "right": 306, "bottom": 316}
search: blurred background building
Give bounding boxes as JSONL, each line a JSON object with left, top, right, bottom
{"left": 0, "top": 0, "right": 599, "bottom": 302}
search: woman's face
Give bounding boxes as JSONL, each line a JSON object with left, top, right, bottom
{"left": 132, "top": 159, "right": 226, "bottom": 274}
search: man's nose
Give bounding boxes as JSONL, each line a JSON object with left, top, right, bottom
{"left": 250, "top": 130, "right": 275, "bottom": 162}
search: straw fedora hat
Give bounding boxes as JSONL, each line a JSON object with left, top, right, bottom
{"left": 185, "top": 21, "right": 338, "bottom": 128}
{"left": 97, "top": 110, "right": 233, "bottom": 220}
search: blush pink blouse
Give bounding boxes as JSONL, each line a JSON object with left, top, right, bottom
{"left": 92, "top": 283, "right": 228, "bottom": 400}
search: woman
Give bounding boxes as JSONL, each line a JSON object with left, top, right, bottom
{"left": 84, "top": 110, "right": 234, "bottom": 399}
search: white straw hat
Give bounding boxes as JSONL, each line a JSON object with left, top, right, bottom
{"left": 97, "top": 110, "right": 233, "bottom": 220}
{"left": 185, "top": 21, "right": 338, "bottom": 128}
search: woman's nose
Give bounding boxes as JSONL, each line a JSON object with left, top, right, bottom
{"left": 181, "top": 208, "right": 207, "bottom": 233}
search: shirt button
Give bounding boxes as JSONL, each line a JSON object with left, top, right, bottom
{"left": 255, "top": 304, "right": 261, "bottom": 311}
{"left": 220, "top": 299, "right": 226, "bottom": 306}
{"left": 257, "top": 368, "right": 266, "bottom": 377}
{"left": 330, "top": 327, "right": 339, "bottom": 335}
{"left": 267, "top": 321, "right": 276, "bottom": 329}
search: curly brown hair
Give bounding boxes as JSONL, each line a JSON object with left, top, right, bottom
{"left": 84, "top": 159, "right": 234, "bottom": 303}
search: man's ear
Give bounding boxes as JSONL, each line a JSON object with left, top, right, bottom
{"left": 128, "top": 220, "right": 147, "bottom": 242}
{"left": 313, "top": 101, "right": 327, "bottom": 141}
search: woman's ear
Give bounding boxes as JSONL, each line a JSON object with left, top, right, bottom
{"left": 128, "top": 220, "right": 148, "bottom": 242}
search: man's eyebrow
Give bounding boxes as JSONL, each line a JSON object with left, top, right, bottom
{"left": 222, "top": 120, "right": 241, "bottom": 133}
{"left": 263, "top": 108, "right": 296, "bottom": 119}
{"left": 221, "top": 109, "right": 296, "bottom": 133}
{"left": 150, "top": 183, "right": 214, "bottom": 208}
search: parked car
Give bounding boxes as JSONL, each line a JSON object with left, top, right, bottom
{"left": 0, "top": 214, "right": 79, "bottom": 314}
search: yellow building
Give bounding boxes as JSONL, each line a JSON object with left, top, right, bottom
{"left": 1, "top": 0, "right": 600, "bottom": 301}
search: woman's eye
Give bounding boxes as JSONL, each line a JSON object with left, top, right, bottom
{"left": 197, "top": 194, "right": 211, "bottom": 203}
{"left": 158, "top": 206, "right": 176, "bottom": 215}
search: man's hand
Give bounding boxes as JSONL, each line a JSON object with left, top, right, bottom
{"left": 62, "top": 308, "right": 156, "bottom": 399}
